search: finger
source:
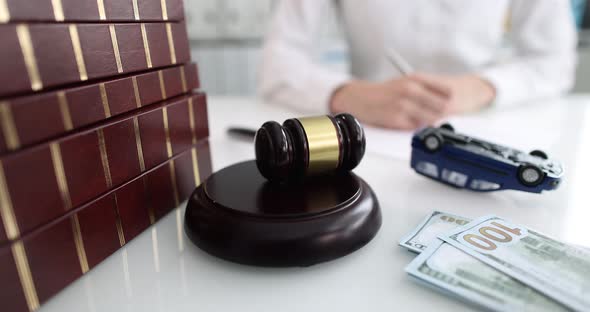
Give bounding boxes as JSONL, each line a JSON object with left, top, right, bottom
{"left": 408, "top": 73, "right": 452, "bottom": 98}
{"left": 387, "top": 115, "right": 421, "bottom": 130}
{"left": 406, "top": 116, "right": 425, "bottom": 130}
{"left": 399, "top": 99, "right": 442, "bottom": 127}
{"left": 404, "top": 82, "right": 450, "bottom": 114}
{"left": 374, "top": 101, "right": 421, "bottom": 130}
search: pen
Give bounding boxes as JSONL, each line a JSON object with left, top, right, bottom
{"left": 227, "top": 127, "right": 257, "bottom": 140}
{"left": 386, "top": 49, "right": 414, "bottom": 75}
{"left": 386, "top": 49, "right": 447, "bottom": 129}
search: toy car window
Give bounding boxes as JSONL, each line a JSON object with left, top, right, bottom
{"left": 470, "top": 179, "right": 501, "bottom": 191}
{"left": 415, "top": 161, "right": 438, "bottom": 178}
{"left": 470, "top": 139, "right": 493, "bottom": 150}
{"left": 441, "top": 169, "right": 468, "bottom": 187}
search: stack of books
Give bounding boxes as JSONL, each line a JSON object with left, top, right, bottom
{"left": 0, "top": 1, "right": 212, "bottom": 311}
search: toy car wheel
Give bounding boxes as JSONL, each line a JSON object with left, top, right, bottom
{"left": 529, "top": 150, "right": 548, "bottom": 160}
{"left": 439, "top": 123, "right": 454, "bottom": 132}
{"left": 423, "top": 133, "right": 443, "bottom": 152}
{"left": 517, "top": 164, "right": 544, "bottom": 187}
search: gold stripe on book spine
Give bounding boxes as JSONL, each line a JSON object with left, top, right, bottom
{"left": 160, "top": 0, "right": 168, "bottom": 20}
{"left": 162, "top": 106, "right": 178, "bottom": 205}
{"left": 140, "top": 23, "right": 152, "bottom": 68}
{"left": 112, "top": 194, "right": 126, "bottom": 246}
{"left": 0, "top": 102, "right": 21, "bottom": 150}
{"left": 96, "top": 0, "right": 106, "bottom": 20}
{"left": 0, "top": 0, "right": 9, "bottom": 23}
{"left": 132, "top": 0, "right": 140, "bottom": 20}
{"left": 169, "top": 160, "right": 179, "bottom": 207}
{"left": 180, "top": 67, "right": 187, "bottom": 92}
{"left": 97, "top": 129, "right": 113, "bottom": 188}
{"left": 70, "top": 214, "right": 89, "bottom": 273}
{"left": 158, "top": 70, "right": 167, "bottom": 99}
{"left": 144, "top": 179, "right": 155, "bottom": 224}
{"left": 191, "top": 147, "right": 200, "bottom": 186}
{"left": 57, "top": 92, "right": 73, "bottom": 131}
{"left": 16, "top": 24, "right": 42, "bottom": 91}
{"left": 133, "top": 117, "right": 146, "bottom": 172}
{"left": 165, "top": 23, "right": 176, "bottom": 64}
{"left": 109, "top": 25, "right": 123, "bottom": 73}
{"left": 132, "top": 77, "right": 141, "bottom": 107}
{"left": 187, "top": 98, "right": 196, "bottom": 145}
{"left": 0, "top": 161, "right": 19, "bottom": 239}
{"left": 68, "top": 24, "right": 88, "bottom": 81}
{"left": 51, "top": 0, "right": 64, "bottom": 21}
{"left": 12, "top": 241, "right": 40, "bottom": 311}
{"left": 50, "top": 143, "right": 72, "bottom": 210}
{"left": 162, "top": 107, "right": 172, "bottom": 158}
{"left": 99, "top": 83, "right": 111, "bottom": 118}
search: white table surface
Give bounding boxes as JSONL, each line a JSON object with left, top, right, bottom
{"left": 40, "top": 95, "right": 590, "bottom": 312}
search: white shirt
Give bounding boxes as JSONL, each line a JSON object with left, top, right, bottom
{"left": 258, "top": 0, "right": 578, "bottom": 113}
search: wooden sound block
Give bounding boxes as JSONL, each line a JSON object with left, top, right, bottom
{"left": 184, "top": 160, "right": 382, "bottom": 267}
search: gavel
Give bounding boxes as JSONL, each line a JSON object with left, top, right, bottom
{"left": 254, "top": 113, "right": 366, "bottom": 182}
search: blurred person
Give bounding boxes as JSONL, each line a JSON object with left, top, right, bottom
{"left": 258, "top": 1, "right": 578, "bottom": 130}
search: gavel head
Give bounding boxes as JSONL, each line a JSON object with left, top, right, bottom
{"left": 255, "top": 113, "right": 366, "bottom": 182}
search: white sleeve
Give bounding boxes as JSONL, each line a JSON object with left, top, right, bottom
{"left": 257, "top": 0, "right": 351, "bottom": 114}
{"left": 478, "top": 0, "right": 578, "bottom": 107}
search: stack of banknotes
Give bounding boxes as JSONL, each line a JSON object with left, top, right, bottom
{"left": 399, "top": 211, "right": 590, "bottom": 311}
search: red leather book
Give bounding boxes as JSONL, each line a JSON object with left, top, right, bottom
{"left": 0, "top": 21, "right": 190, "bottom": 97}
{"left": 0, "top": 92, "right": 209, "bottom": 244}
{"left": 0, "top": 63, "right": 200, "bottom": 155}
{"left": 1, "top": 0, "right": 184, "bottom": 22}
{"left": 0, "top": 139, "right": 212, "bottom": 312}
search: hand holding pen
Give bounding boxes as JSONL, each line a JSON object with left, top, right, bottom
{"left": 329, "top": 49, "right": 451, "bottom": 130}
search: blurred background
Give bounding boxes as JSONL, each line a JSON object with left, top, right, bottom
{"left": 185, "top": 0, "right": 590, "bottom": 96}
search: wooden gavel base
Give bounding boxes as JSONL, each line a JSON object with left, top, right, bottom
{"left": 184, "top": 160, "right": 382, "bottom": 267}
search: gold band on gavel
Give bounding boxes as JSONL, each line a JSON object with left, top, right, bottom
{"left": 297, "top": 116, "right": 340, "bottom": 174}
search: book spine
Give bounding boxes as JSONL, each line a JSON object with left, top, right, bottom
{"left": 0, "top": 0, "right": 185, "bottom": 23}
{"left": 0, "top": 21, "right": 190, "bottom": 97}
{"left": 0, "top": 63, "right": 199, "bottom": 155}
{"left": 0, "top": 138, "right": 211, "bottom": 312}
{"left": 0, "top": 92, "right": 208, "bottom": 243}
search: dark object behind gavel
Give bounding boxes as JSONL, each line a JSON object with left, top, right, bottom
{"left": 254, "top": 113, "right": 366, "bottom": 182}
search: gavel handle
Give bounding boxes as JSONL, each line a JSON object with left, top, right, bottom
{"left": 227, "top": 127, "right": 257, "bottom": 140}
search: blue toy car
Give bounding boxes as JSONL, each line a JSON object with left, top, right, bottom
{"left": 410, "top": 124, "right": 563, "bottom": 193}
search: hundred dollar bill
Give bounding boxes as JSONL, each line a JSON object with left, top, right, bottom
{"left": 406, "top": 239, "right": 569, "bottom": 312}
{"left": 399, "top": 211, "right": 471, "bottom": 253}
{"left": 439, "top": 215, "right": 590, "bottom": 311}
